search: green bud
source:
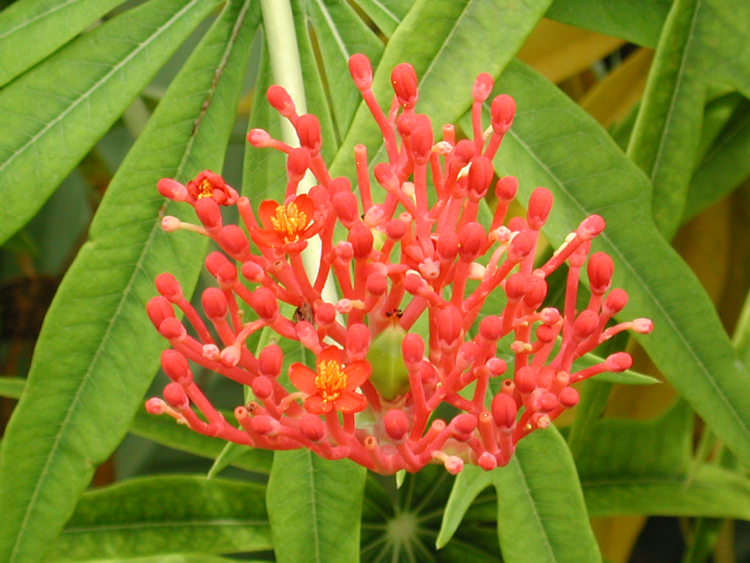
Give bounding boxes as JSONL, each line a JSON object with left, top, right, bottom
{"left": 366, "top": 325, "right": 410, "bottom": 400}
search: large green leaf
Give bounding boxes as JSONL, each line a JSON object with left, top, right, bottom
{"left": 483, "top": 58, "right": 750, "bottom": 471}
{"left": 439, "top": 427, "right": 601, "bottom": 563}
{"left": 0, "top": 0, "right": 222, "bottom": 246}
{"left": 545, "top": 0, "right": 670, "bottom": 49}
{"left": 329, "top": 0, "right": 553, "bottom": 179}
{"left": 0, "top": 376, "right": 26, "bottom": 399}
{"left": 352, "top": 0, "right": 414, "bottom": 38}
{"left": 626, "top": 0, "right": 708, "bottom": 238}
{"left": 0, "top": 0, "right": 127, "bottom": 87}
{"left": 50, "top": 476, "right": 272, "bottom": 561}
{"left": 267, "top": 450, "right": 366, "bottom": 563}
{"left": 0, "top": 3, "right": 259, "bottom": 563}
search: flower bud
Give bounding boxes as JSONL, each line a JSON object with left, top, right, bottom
{"left": 536, "top": 324, "right": 556, "bottom": 343}
{"left": 385, "top": 219, "right": 407, "bottom": 241}
{"left": 299, "top": 413, "right": 326, "bottom": 441}
{"left": 451, "top": 139, "right": 475, "bottom": 168}
{"left": 163, "top": 382, "right": 189, "bottom": 410}
{"left": 402, "top": 333, "right": 425, "bottom": 371}
{"left": 195, "top": 197, "right": 222, "bottom": 233}
{"left": 259, "top": 344, "right": 283, "bottom": 378}
{"left": 458, "top": 222, "right": 485, "bottom": 261}
{"left": 454, "top": 413, "right": 478, "bottom": 434}
{"left": 492, "top": 393, "right": 518, "bottom": 428}
{"left": 251, "top": 288, "right": 279, "bottom": 320}
{"left": 384, "top": 409, "right": 410, "bottom": 441}
{"left": 409, "top": 117, "right": 433, "bottom": 165}
{"left": 349, "top": 223, "right": 374, "bottom": 259}
{"left": 487, "top": 358, "right": 507, "bottom": 376}
{"left": 577, "top": 214, "right": 605, "bottom": 240}
{"left": 296, "top": 321, "right": 320, "bottom": 350}
{"left": 242, "top": 261, "right": 265, "bottom": 283}
{"left": 606, "top": 352, "right": 632, "bottom": 372}
{"left": 573, "top": 310, "right": 599, "bottom": 339}
{"left": 467, "top": 156, "right": 494, "bottom": 201}
{"left": 473, "top": 73, "right": 494, "bottom": 102}
{"left": 514, "top": 366, "right": 537, "bottom": 394}
{"left": 202, "top": 288, "right": 227, "bottom": 321}
{"left": 158, "top": 317, "right": 186, "bottom": 341}
{"left": 437, "top": 306, "right": 463, "bottom": 349}
{"left": 373, "top": 163, "right": 399, "bottom": 191}
{"left": 479, "top": 315, "right": 503, "bottom": 341}
{"left": 147, "top": 296, "right": 175, "bottom": 329}
{"left": 505, "top": 273, "right": 527, "bottom": 301}
{"left": 346, "top": 323, "right": 370, "bottom": 361}
{"left": 145, "top": 398, "right": 167, "bottom": 415}
{"left": 252, "top": 376, "right": 274, "bottom": 400}
{"left": 297, "top": 114, "right": 322, "bottom": 156}
{"left": 587, "top": 252, "right": 614, "bottom": 295}
{"left": 286, "top": 148, "right": 310, "bottom": 181}
{"left": 527, "top": 187, "right": 553, "bottom": 230}
{"left": 491, "top": 94, "right": 515, "bottom": 134}
{"left": 534, "top": 392, "right": 559, "bottom": 413}
{"left": 219, "top": 225, "right": 250, "bottom": 259}
{"left": 157, "top": 178, "right": 188, "bottom": 201}
{"left": 632, "top": 318, "right": 654, "bottom": 334}
{"left": 251, "top": 415, "right": 280, "bottom": 436}
{"left": 523, "top": 275, "right": 547, "bottom": 310}
{"left": 328, "top": 176, "right": 351, "bottom": 195}
{"left": 479, "top": 451, "right": 497, "bottom": 471}
{"left": 603, "top": 288, "right": 628, "bottom": 315}
{"left": 247, "top": 128, "right": 272, "bottom": 147}
{"left": 507, "top": 231, "right": 536, "bottom": 263}
{"left": 155, "top": 273, "right": 182, "bottom": 303}
{"left": 495, "top": 176, "right": 518, "bottom": 201}
{"left": 267, "top": 85, "right": 296, "bottom": 118}
{"left": 457, "top": 341, "right": 479, "bottom": 368}
{"left": 315, "top": 303, "right": 337, "bottom": 326}
{"left": 559, "top": 386, "right": 579, "bottom": 408}
{"left": 391, "top": 63, "right": 418, "bottom": 109}
{"left": 348, "top": 53, "right": 373, "bottom": 89}
{"left": 162, "top": 349, "right": 192, "bottom": 385}
{"left": 333, "top": 191, "right": 360, "bottom": 224}
{"left": 220, "top": 345, "right": 241, "bottom": 368}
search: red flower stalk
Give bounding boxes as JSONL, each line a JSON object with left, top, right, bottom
{"left": 148, "top": 54, "right": 652, "bottom": 475}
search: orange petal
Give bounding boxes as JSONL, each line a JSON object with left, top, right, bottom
{"left": 259, "top": 200, "right": 281, "bottom": 230}
{"left": 250, "top": 228, "right": 283, "bottom": 248}
{"left": 305, "top": 395, "right": 333, "bottom": 414}
{"left": 289, "top": 363, "right": 318, "bottom": 394}
{"left": 335, "top": 391, "right": 367, "bottom": 413}
{"left": 343, "top": 360, "right": 371, "bottom": 390}
{"left": 318, "top": 345, "right": 344, "bottom": 366}
{"left": 293, "top": 194, "right": 315, "bottom": 228}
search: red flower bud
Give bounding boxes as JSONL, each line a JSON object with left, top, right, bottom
{"left": 527, "top": 187, "right": 553, "bottom": 230}
{"left": 147, "top": 296, "right": 175, "bottom": 329}
{"left": 346, "top": 323, "right": 370, "bottom": 360}
{"left": 162, "top": 349, "right": 192, "bottom": 385}
{"left": 202, "top": 288, "right": 227, "bottom": 321}
{"left": 495, "top": 175, "right": 518, "bottom": 201}
{"left": 286, "top": 148, "right": 310, "bottom": 181}
{"left": 252, "top": 376, "right": 274, "bottom": 400}
{"left": 242, "top": 260, "right": 264, "bottom": 283}
{"left": 259, "top": 344, "right": 283, "bottom": 378}
{"left": 603, "top": 288, "right": 628, "bottom": 315}
{"left": 491, "top": 94, "right": 515, "bottom": 134}
{"left": 251, "top": 415, "right": 279, "bottom": 436}
{"left": 535, "top": 392, "right": 558, "bottom": 413}
{"left": 348, "top": 223, "right": 374, "bottom": 259}
{"left": 267, "top": 85, "right": 296, "bottom": 118}
{"left": 606, "top": 352, "right": 632, "bottom": 372}
{"left": 329, "top": 176, "right": 351, "bottom": 195}
{"left": 479, "top": 315, "right": 503, "bottom": 341}
{"left": 505, "top": 273, "right": 528, "bottom": 301}
{"left": 587, "top": 252, "right": 614, "bottom": 295}
{"left": 409, "top": 117, "right": 433, "bottom": 164}
{"left": 437, "top": 232, "right": 459, "bottom": 261}
{"left": 348, "top": 54, "right": 373, "bottom": 90}
{"left": 402, "top": 333, "right": 425, "bottom": 370}
{"left": 577, "top": 214, "right": 605, "bottom": 240}
{"left": 437, "top": 306, "right": 463, "bottom": 348}
{"left": 299, "top": 413, "right": 326, "bottom": 441}
{"left": 479, "top": 452, "right": 497, "bottom": 471}
{"left": 251, "top": 288, "right": 279, "bottom": 320}
{"left": 247, "top": 128, "right": 272, "bottom": 147}
{"left": 155, "top": 273, "right": 182, "bottom": 303}
{"left": 454, "top": 413, "right": 478, "bottom": 434}
{"left": 315, "top": 303, "right": 337, "bottom": 326}
{"left": 219, "top": 225, "right": 250, "bottom": 260}
{"left": 492, "top": 393, "right": 518, "bottom": 428}
{"left": 366, "top": 272, "right": 388, "bottom": 296}
{"left": 573, "top": 310, "right": 599, "bottom": 339}
{"left": 473, "top": 73, "right": 494, "bottom": 103}
{"left": 158, "top": 178, "right": 188, "bottom": 201}
{"left": 158, "top": 317, "right": 186, "bottom": 341}
{"left": 163, "top": 382, "right": 189, "bottom": 410}
{"left": 467, "top": 156, "right": 494, "bottom": 201}
{"left": 514, "top": 366, "right": 537, "bottom": 394}
{"left": 507, "top": 231, "right": 536, "bottom": 263}
{"left": 195, "top": 197, "right": 222, "bottom": 233}
{"left": 536, "top": 324, "right": 555, "bottom": 343}
{"left": 559, "top": 387, "right": 580, "bottom": 408}
{"left": 458, "top": 222, "right": 485, "bottom": 261}
{"left": 391, "top": 63, "right": 418, "bottom": 109}
{"left": 385, "top": 219, "right": 407, "bottom": 240}
{"left": 451, "top": 139, "right": 475, "bottom": 168}
{"left": 333, "top": 191, "right": 360, "bottom": 224}
{"left": 296, "top": 114, "right": 322, "bottom": 156}
{"left": 373, "top": 163, "right": 399, "bottom": 191}
{"left": 523, "top": 275, "right": 547, "bottom": 310}
{"left": 384, "top": 409, "right": 410, "bottom": 441}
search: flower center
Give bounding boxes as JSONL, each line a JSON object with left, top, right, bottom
{"left": 270, "top": 202, "right": 309, "bottom": 244}
{"left": 315, "top": 359, "right": 347, "bottom": 403}
{"left": 196, "top": 179, "right": 215, "bottom": 199}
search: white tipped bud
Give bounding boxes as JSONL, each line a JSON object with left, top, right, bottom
{"left": 162, "top": 216, "right": 181, "bottom": 232}
{"left": 202, "top": 344, "right": 220, "bottom": 361}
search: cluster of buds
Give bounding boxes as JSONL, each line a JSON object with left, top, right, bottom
{"left": 145, "top": 55, "right": 652, "bottom": 475}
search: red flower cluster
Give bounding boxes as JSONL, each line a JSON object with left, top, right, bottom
{"left": 146, "top": 54, "right": 652, "bottom": 474}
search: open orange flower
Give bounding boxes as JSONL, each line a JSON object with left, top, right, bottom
{"left": 251, "top": 194, "right": 316, "bottom": 252}
{"left": 289, "top": 346, "right": 370, "bottom": 414}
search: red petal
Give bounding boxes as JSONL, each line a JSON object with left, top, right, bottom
{"left": 250, "top": 228, "right": 282, "bottom": 249}
{"left": 318, "top": 345, "right": 344, "bottom": 366}
{"left": 289, "top": 363, "right": 319, "bottom": 394}
{"left": 335, "top": 391, "right": 367, "bottom": 413}
{"left": 293, "top": 194, "right": 315, "bottom": 228}
{"left": 305, "top": 395, "right": 332, "bottom": 414}
{"left": 343, "top": 361, "right": 371, "bottom": 390}
{"left": 259, "top": 200, "right": 281, "bottom": 230}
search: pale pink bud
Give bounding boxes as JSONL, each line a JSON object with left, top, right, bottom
{"left": 247, "top": 128, "right": 272, "bottom": 147}
{"left": 220, "top": 345, "right": 241, "bottom": 367}
{"left": 334, "top": 241, "right": 354, "bottom": 262}
{"left": 479, "top": 452, "right": 497, "bottom": 471}
{"left": 632, "top": 318, "right": 654, "bottom": 334}
{"left": 202, "top": 344, "right": 220, "bottom": 361}
{"left": 473, "top": 73, "right": 494, "bottom": 102}
{"left": 541, "top": 307, "right": 561, "bottom": 325}
{"left": 486, "top": 358, "right": 507, "bottom": 376}
{"left": 145, "top": 398, "right": 167, "bottom": 415}
{"left": 443, "top": 456, "right": 464, "bottom": 475}
{"left": 161, "top": 216, "right": 181, "bottom": 232}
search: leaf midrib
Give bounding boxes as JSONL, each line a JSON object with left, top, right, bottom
{"left": 0, "top": 0, "right": 81, "bottom": 41}
{"left": 61, "top": 518, "right": 270, "bottom": 534}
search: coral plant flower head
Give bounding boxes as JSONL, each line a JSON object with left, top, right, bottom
{"left": 290, "top": 346, "right": 371, "bottom": 414}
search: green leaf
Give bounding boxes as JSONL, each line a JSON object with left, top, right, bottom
{"left": 129, "top": 409, "right": 273, "bottom": 475}
{"left": 0, "top": 0, "right": 222, "bottom": 247}
{"left": 626, "top": 0, "right": 708, "bottom": 238}
{"left": 439, "top": 427, "right": 600, "bottom": 563}
{"left": 50, "top": 476, "right": 272, "bottom": 561}
{"left": 545, "top": 0, "right": 670, "bottom": 49}
{"left": 352, "top": 0, "right": 414, "bottom": 38}
{"left": 267, "top": 450, "right": 366, "bottom": 563}
{"left": 0, "top": 377, "right": 26, "bottom": 399}
{"left": 329, "top": 0, "right": 553, "bottom": 179}
{"left": 76, "top": 556, "right": 250, "bottom": 563}
{"left": 0, "top": 0, "right": 127, "bottom": 87}
{"left": 0, "top": 3, "right": 259, "bottom": 563}
{"left": 486, "top": 58, "right": 750, "bottom": 472}
{"left": 686, "top": 98, "right": 750, "bottom": 221}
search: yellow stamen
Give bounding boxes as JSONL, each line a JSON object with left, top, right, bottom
{"left": 196, "top": 179, "right": 214, "bottom": 199}
{"left": 270, "top": 202, "right": 309, "bottom": 243}
{"left": 315, "top": 359, "right": 347, "bottom": 403}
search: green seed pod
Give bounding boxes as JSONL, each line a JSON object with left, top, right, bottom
{"left": 366, "top": 324, "right": 410, "bottom": 400}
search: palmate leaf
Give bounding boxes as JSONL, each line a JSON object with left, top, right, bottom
{"left": 439, "top": 427, "right": 601, "bottom": 563}
{"left": 0, "top": 2, "right": 259, "bottom": 563}
{"left": 0, "top": 0, "right": 129, "bottom": 87}
{"left": 482, "top": 59, "right": 750, "bottom": 471}
{"left": 50, "top": 476, "right": 272, "bottom": 561}
{"left": 0, "top": 0, "right": 222, "bottom": 247}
